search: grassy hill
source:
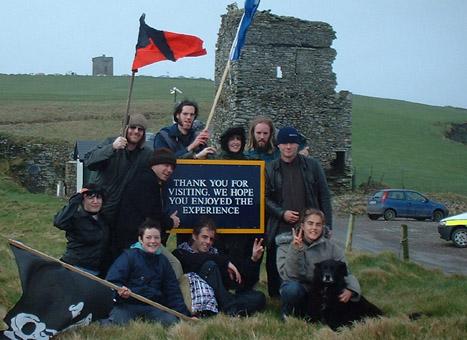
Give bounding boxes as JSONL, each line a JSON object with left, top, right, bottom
{"left": 0, "top": 175, "right": 466, "bottom": 339}
{"left": 0, "top": 74, "right": 466, "bottom": 194}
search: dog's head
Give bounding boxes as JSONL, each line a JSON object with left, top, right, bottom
{"left": 314, "top": 259, "right": 348, "bottom": 285}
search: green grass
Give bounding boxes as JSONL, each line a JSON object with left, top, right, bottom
{"left": 352, "top": 95, "right": 467, "bottom": 194}
{"left": 1, "top": 75, "right": 467, "bottom": 194}
{"left": 0, "top": 176, "right": 466, "bottom": 339}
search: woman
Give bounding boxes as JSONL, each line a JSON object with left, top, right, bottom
{"left": 104, "top": 221, "right": 192, "bottom": 326}
{"left": 214, "top": 126, "right": 264, "bottom": 291}
{"left": 216, "top": 126, "right": 248, "bottom": 160}
{"left": 53, "top": 183, "right": 109, "bottom": 276}
{"left": 276, "top": 208, "right": 361, "bottom": 319}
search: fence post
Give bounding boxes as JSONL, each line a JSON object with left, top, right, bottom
{"left": 345, "top": 212, "right": 355, "bottom": 252}
{"left": 400, "top": 224, "right": 409, "bottom": 261}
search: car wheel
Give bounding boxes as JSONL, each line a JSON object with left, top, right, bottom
{"left": 432, "top": 210, "right": 444, "bottom": 222}
{"left": 368, "top": 214, "right": 379, "bottom": 220}
{"left": 383, "top": 209, "right": 396, "bottom": 221}
{"left": 452, "top": 228, "right": 467, "bottom": 248}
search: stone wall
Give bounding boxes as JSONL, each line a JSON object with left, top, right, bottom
{"left": 212, "top": 5, "right": 352, "bottom": 192}
{"left": 0, "top": 134, "right": 72, "bottom": 194}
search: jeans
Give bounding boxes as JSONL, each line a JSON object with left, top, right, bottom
{"left": 280, "top": 280, "right": 308, "bottom": 317}
{"left": 107, "top": 303, "right": 179, "bottom": 326}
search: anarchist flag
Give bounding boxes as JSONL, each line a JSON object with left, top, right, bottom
{"left": 229, "top": 0, "right": 260, "bottom": 61}
{"left": 131, "top": 14, "right": 207, "bottom": 71}
{"left": 1, "top": 242, "right": 113, "bottom": 340}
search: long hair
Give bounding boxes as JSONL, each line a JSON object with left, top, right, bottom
{"left": 246, "top": 116, "right": 276, "bottom": 153}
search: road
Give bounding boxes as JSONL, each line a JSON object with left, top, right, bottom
{"left": 332, "top": 215, "right": 467, "bottom": 276}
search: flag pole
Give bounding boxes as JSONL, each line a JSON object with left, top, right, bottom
{"left": 121, "top": 71, "right": 137, "bottom": 137}
{"left": 205, "top": 60, "right": 231, "bottom": 129}
{"left": 8, "top": 239, "right": 194, "bottom": 322}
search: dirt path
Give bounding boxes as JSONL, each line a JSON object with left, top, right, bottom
{"left": 332, "top": 215, "right": 467, "bottom": 276}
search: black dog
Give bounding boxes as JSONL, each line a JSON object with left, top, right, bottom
{"left": 308, "top": 259, "right": 383, "bottom": 331}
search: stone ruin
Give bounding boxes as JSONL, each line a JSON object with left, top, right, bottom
{"left": 211, "top": 5, "right": 352, "bottom": 192}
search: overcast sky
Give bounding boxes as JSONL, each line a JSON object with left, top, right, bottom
{"left": 1, "top": 0, "right": 466, "bottom": 108}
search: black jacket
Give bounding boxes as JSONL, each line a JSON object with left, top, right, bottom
{"left": 83, "top": 137, "right": 152, "bottom": 224}
{"left": 266, "top": 154, "right": 333, "bottom": 242}
{"left": 113, "top": 168, "right": 173, "bottom": 255}
{"left": 53, "top": 193, "right": 109, "bottom": 272}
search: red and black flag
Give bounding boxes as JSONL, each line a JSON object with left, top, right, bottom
{"left": 131, "top": 14, "right": 207, "bottom": 71}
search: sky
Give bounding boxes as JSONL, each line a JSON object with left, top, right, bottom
{"left": 1, "top": 0, "right": 467, "bottom": 108}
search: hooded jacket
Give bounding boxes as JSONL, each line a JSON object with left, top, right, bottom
{"left": 53, "top": 193, "right": 109, "bottom": 272}
{"left": 276, "top": 232, "right": 360, "bottom": 297}
{"left": 106, "top": 244, "right": 190, "bottom": 316}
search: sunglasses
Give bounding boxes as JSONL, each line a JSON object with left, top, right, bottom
{"left": 129, "top": 125, "right": 145, "bottom": 132}
{"left": 84, "top": 193, "right": 103, "bottom": 199}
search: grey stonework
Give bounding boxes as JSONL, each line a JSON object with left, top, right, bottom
{"left": 211, "top": 5, "right": 352, "bottom": 193}
{"left": 0, "top": 135, "right": 72, "bottom": 194}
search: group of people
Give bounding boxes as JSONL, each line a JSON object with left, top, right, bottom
{"left": 53, "top": 99, "right": 363, "bottom": 326}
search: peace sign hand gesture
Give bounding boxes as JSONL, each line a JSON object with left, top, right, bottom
{"left": 292, "top": 227, "right": 304, "bottom": 250}
{"left": 251, "top": 238, "right": 264, "bottom": 262}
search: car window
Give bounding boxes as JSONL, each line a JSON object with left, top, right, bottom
{"left": 387, "top": 191, "right": 404, "bottom": 200}
{"left": 406, "top": 191, "right": 426, "bottom": 202}
{"left": 373, "top": 191, "right": 383, "bottom": 199}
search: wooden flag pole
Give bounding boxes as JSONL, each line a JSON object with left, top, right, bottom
{"left": 121, "top": 71, "right": 137, "bottom": 137}
{"left": 8, "top": 239, "right": 194, "bottom": 322}
{"left": 205, "top": 59, "right": 231, "bottom": 130}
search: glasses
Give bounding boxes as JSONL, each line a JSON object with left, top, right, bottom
{"left": 129, "top": 125, "right": 145, "bottom": 132}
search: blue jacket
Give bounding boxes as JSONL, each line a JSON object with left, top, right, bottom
{"left": 154, "top": 123, "right": 203, "bottom": 159}
{"left": 106, "top": 247, "right": 190, "bottom": 316}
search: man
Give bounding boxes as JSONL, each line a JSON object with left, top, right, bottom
{"left": 265, "top": 127, "right": 332, "bottom": 297}
{"left": 153, "top": 100, "right": 215, "bottom": 159}
{"left": 245, "top": 116, "right": 309, "bottom": 163}
{"left": 245, "top": 116, "right": 280, "bottom": 163}
{"left": 53, "top": 183, "right": 109, "bottom": 276}
{"left": 83, "top": 114, "right": 152, "bottom": 225}
{"left": 172, "top": 218, "right": 266, "bottom": 316}
{"left": 113, "top": 148, "right": 179, "bottom": 258}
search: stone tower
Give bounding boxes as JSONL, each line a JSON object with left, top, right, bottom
{"left": 212, "top": 5, "right": 352, "bottom": 192}
{"left": 92, "top": 54, "right": 113, "bottom": 76}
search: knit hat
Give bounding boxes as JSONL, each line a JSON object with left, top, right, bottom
{"left": 276, "top": 127, "right": 300, "bottom": 145}
{"left": 149, "top": 148, "right": 177, "bottom": 168}
{"left": 128, "top": 113, "right": 148, "bottom": 130}
{"left": 220, "top": 126, "right": 246, "bottom": 153}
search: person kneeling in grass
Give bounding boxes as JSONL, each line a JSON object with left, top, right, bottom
{"left": 104, "top": 220, "right": 192, "bottom": 326}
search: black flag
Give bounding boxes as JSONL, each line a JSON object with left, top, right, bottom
{"left": 2, "top": 243, "right": 113, "bottom": 339}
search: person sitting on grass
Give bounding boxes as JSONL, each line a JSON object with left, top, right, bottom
{"left": 104, "top": 220, "right": 192, "bottom": 326}
{"left": 276, "top": 208, "right": 360, "bottom": 320}
{"left": 172, "top": 217, "right": 266, "bottom": 317}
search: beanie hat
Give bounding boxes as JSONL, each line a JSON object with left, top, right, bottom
{"left": 128, "top": 114, "right": 148, "bottom": 130}
{"left": 149, "top": 148, "right": 177, "bottom": 168}
{"left": 220, "top": 126, "right": 246, "bottom": 153}
{"left": 276, "top": 127, "right": 300, "bottom": 145}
